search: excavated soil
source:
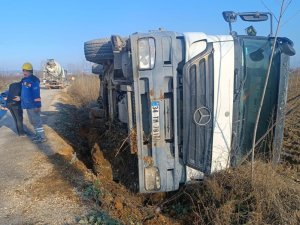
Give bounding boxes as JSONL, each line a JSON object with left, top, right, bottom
{"left": 59, "top": 72, "right": 300, "bottom": 224}
{"left": 56, "top": 91, "right": 181, "bottom": 224}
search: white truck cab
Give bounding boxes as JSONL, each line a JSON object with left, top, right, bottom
{"left": 84, "top": 11, "right": 295, "bottom": 193}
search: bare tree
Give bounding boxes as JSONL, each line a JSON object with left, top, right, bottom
{"left": 251, "top": 0, "right": 291, "bottom": 180}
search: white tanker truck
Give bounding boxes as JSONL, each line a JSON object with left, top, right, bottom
{"left": 43, "top": 59, "right": 66, "bottom": 89}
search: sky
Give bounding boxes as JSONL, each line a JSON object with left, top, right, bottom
{"left": 0, "top": 0, "right": 299, "bottom": 72}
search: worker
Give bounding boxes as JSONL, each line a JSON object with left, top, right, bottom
{"left": 5, "top": 82, "right": 26, "bottom": 136}
{"left": 21, "top": 62, "right": 47, "bottom": 143}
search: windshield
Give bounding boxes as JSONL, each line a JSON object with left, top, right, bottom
{"left": 235, "top": 38, "right": 280, "bottom": 162}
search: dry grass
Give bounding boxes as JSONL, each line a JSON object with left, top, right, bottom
{"left": 183, "top": 162, "right": 300, "bottom": 225}
{"left": 64, "top": 70, "right": 300, "bottom": 225}
{"left": 181, "top": 70, "right": 300, "bottom": 225}
{"left": 288, "top": 68, "right": 300, "bottom": 92}
{"left": 0, "top": 74, "right": 22, "bottom": 92}
{"left": 129, "top": 128, "right": 138, "bottom": 154}
{"left": 67, "top": 74, "right": 100, "bottom": 106}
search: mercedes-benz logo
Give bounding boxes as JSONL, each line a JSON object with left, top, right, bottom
{"left": 193, "top": 107, "right": 211, "bottom": 126}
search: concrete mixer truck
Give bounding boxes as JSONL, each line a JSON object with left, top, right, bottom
{"left": 43, "top": 59, "right": 66, "bottom": 89}
{"left": 84, "top": 11, "right": 295, "bottom": 193}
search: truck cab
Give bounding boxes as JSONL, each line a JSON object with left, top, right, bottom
{"left": 84, "top": 11, "right": 295, "bottom": 193}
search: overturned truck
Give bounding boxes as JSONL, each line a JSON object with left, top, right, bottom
{"left": 84, "top": 11, "right": 295, "bottom": 193}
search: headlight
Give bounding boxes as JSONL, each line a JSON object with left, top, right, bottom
{"left": 138, "top": 38, "right": 156, "bottom": 70}
{"left": 144, "top": 166, "right": 161, "bottom": 191}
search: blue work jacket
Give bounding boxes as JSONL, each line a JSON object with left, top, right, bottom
{"left": 21, "top": 75, "right": 41, "bottom": 109}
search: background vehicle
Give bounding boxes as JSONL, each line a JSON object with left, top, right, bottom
{"left": 43, "top": 59, "right": 66, "bottom": 89}
{"left": 84, "top": 11, "right": 295, "bottom": 193}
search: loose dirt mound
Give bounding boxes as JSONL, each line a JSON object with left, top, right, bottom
{"left": 55, "top": 91, "right": 180, "bottom": 224}
{"left": 82, "top": 121, "right": 181, "bottom": 224}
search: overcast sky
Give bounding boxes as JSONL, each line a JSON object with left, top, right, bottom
{"left": 0, "top": 0, "right": 299, "bottom": 72}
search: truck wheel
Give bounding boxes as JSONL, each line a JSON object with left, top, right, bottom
{"left": 84, "top": 38, "right": 114, "bottom": 64}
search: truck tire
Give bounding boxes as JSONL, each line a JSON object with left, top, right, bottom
{"left": 84, "top": 38, "right": 114, "bottom": 64}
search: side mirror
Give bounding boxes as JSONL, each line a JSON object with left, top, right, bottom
{"left": 222, "top": 11, "right": 237, "bottom": 23}
{"left": 239, "top": 12, "right": 269, "bottom": 22}
{"left": 222, "top": 11, "right": 273, "bottom": 36}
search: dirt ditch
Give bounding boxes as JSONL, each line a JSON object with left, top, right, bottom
{"left": 75, "top": 119, "right": 183, "bottom": 224}
{"left": 55, "top": 71, "right": 300, "bottom": 224}
{"left": 53, "top": 91, "right": 182, "bottom": 224}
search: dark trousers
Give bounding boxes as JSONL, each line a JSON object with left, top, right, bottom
{"left": 8, "top": 105, "right": 25, "bottom": 136}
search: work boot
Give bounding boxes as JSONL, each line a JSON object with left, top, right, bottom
{"left": 31, "top": 134, "right": 40, "bottom": 141}
{"left": 32, "top": 136, "right": 47, "bottom": 143}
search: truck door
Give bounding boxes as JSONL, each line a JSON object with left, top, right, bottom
{"left": 183, "top": 44, "right": 214, "bottom": 172}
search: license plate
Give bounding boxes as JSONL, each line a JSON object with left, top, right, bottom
{"left": 151, "top": 101, "right": 160, "bottom": 140}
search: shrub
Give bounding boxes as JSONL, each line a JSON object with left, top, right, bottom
{"left": 0, "top": 74, "right": 22, "bottom": 92}
{"left": 68, "top": 74, "right": 100, "bottom": 106}
{"left": 185, "top": 162, "right": 300, "bottom": 225}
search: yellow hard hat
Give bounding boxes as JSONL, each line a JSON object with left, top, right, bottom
{"left": 22, "top": 62, "right": 33, "bottom": 71}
